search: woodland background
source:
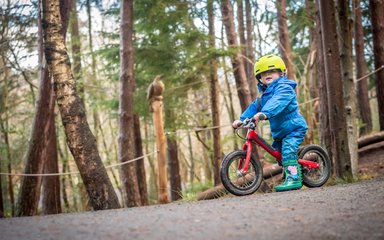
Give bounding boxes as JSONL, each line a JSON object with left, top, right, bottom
{"left": 0, "top": 0, "right": 383, "bottom": 217}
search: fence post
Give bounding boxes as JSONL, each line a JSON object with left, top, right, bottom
{"left": 147, "top": 75, "right": 169, "bottom": 204}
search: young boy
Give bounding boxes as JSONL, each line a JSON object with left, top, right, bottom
{"left": 232, "top": 54, "right": 308, "bottom": 191}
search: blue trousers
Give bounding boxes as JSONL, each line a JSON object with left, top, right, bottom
{"left": 272, "top": 129, "right": 306, "bottom": 166}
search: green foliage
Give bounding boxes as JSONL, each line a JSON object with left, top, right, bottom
{"left": 179, "top": 180, "right": 214, "bottom": 202}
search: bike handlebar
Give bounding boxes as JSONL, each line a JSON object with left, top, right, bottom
{"left": 239, "top": 118, "right": 256, "bottom": 129}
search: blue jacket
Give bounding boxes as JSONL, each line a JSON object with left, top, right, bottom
{"left": 240, "top": 76, "right": 308, "bottom": 139}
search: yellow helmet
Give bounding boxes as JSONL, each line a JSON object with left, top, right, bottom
{"left": 254, "top": 54, "right": 286, "bottom": 80}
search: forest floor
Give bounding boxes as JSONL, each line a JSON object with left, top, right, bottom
{"left": 358, "top": 147, "right": 384, "bottom": 178}
{"left": 1, "top": 160, "right": 383, "bottom": 240}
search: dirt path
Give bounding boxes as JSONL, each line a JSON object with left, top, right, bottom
{"left": 1, "top": 177, "right": 383, "bottom": 240}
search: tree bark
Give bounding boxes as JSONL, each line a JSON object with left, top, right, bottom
{"left": 337, "top": 0, "right": 358, "bottom": 177}
{"left": 69, "top": 0, "right": 83, "bottom": 99}
{"left": 315, "top": 0, "right": 333, "bottom": 164}
{"left": 144, "top": 121, "right": 158, "bottom": 202}
{"left": 163, "top": 106, "right": 182, "bottom": 201}
{"left": 276, "top": 0, "right": 296, "bottom": 80}
{"left": 319, "top": 0, "right": 352, "bottom": 178}
{"left": 41, "top": 0, "right": 70, "bottom": 216}
{"left": 0, "top": 155, "right": 3, "bottom": 218}
{"left": 133, "top": 115, "right": 149, "bottom": 206}
{"left": 369, "top": 0, "right": 384, "bottom": 131}
{"left": 305, "top": 0, "right": 319, "bottom": 100}
{"left": 0, "top": 53, "right": 15, "bottom": 216}
{"left": 353, "top": 0, "right": 372, "bottom": 136}
{"left": 187, "top": 131, "right": 195, "bottom": 184}
{"left": 237, "top": 0, "right": 251, "bottom": 92}
{"left": 42, "top": 0, "right": 120, "bottom": 210}
{"left": 16, "top": 0, "right": 70, "bottom": 216}
{"left": 119, "top": 0, "right": 141, "bottom": 207}
{"left": 167, "top": 136, "right": 182, "bottom": 201}
{"left": 208, "top": 0, "right": 222, "bottom": 186}
{"left": 245, "top": 0, "right": 257, "bottom": 99}
{"left": 42, "top": 106, "right": 62, "bottom": 215}
{"left": 220, "top": 0, "right": 252, "bottom": 112}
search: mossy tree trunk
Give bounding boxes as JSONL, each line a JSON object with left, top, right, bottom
{"left": 42, "top": 0, "right": 120, "bottom": 210}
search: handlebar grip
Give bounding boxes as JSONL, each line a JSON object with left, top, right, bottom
{"left": 258, "top": 114, "right": 267, "bottom": 121}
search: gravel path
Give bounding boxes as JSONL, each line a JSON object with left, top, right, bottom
{"left": 1, "top": 177, "right": 383, "bottom": 240}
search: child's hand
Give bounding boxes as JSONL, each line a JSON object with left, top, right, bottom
{"left": 253, "top": 112, "right": 267, "bottom": 122}
{"left": 232, "top": 120, "right": 243, "bottom": 129}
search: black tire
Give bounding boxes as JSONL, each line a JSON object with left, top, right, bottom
{"left": 220, "top": 150, "right": 263, "bottom": 196}
{"left": 299, "top": 144, "right": 331, "bottom": 188}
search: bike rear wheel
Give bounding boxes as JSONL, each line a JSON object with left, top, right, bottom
{"left": 299, "top": 145, "right": 331, "bottom": 188}
{"left": 220, "top": 150, "right": 263, "bottom": 196}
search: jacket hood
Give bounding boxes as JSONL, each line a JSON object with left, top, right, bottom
{"left": 268, "top": 76, "right": 296, "bottom": 90}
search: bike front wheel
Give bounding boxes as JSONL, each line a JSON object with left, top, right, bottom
{"left": 299, "top": 144, "right": 331, "bottom": 188}
{"left": 220, "top": 150, "right": 263, "bottom": 196}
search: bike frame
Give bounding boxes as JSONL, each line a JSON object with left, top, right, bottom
{"left": 238, "top": 129, "right": 320, "bottom": 175}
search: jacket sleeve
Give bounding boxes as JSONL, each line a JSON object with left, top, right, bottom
{"left": 261, "top": 84, "right": 295, "bottom": 119}
{"left": 240, "top": 99, "right": 259, "bottom": 121}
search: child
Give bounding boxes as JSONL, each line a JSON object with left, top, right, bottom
{"left": 232, "top": 54, "right": 308, "bottom": 191}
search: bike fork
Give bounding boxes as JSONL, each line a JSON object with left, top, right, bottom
{"left": 237, "top": 140, "right": 253, "bottom": 175}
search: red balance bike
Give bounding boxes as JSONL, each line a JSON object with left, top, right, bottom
{"left": 220, "top": 118, "right": 331, "bottom": 196}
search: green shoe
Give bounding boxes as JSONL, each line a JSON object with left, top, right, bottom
{"left": 275, "top": 165, "right": 302, "bottom": 192}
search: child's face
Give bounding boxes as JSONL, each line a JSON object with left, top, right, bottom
{"left": 260, "top": 69, "right": 282, "bottom": 86}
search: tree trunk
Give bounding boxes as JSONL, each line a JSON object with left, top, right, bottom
{"left": 85, "top": 0, "right": 101, "bottom": 140}
{"left": 337, "top": 0, "right": 358, "bottom": 177}
{"left": 353, "top": 0, "right": 372, "bottom": 136}
{"left": 245, "top": 0, "right": 257, "bottom": 99}
{"left": 237, "top": 0, "right": 251, "bottom": 90}
{"left": 42, "top": 0, "right": 120, "bottom": 210}
{"left": 187, "top": 131, "right": 195, "bottom": 184}
{"left": 69, "top": 0, "right": 83, "bottom": 100}
{"left": 0, "top": 155, "right": 3, "bottom": 218}
{"left": 41, "top": 0, "right": 69, "bottom": 215}
{"left": 305, "top": 0, "right": 319, "bottom": 100}
{"left": 144, "top": 121, "right": 158, "bottom": 202}
{"left": 119, "top": 0, "right": 141, "bottom": 207}
{"left": 163, "top": 106, "right": 182, "bottom": 201}
{"left": 99, "top": 116, "right": 123, "bottom": 202}
{"left": 16, "top": 0, "right": 70, "bottom": 216}
{"left": 208, "top": 0, "right": 222, "bottom": 186}
{"left": 303, "top": 0, "right": 319, "bottom": 145}
{"left": 319, "top": 0, "right": 352, "bottom": 178}
{"left": 220, "top": 0, "right": 252, "bottom": 112}
{"left": 60, "top": 149, "right": 70, "bottom": 211}
{"left": 167, "top": 136, "right": 182, "bottom": 201}
{"left": 276, "top": 0, "right": 296, "bottom": 80}
{"left": 133, "top": 115, "right": 149, "bottom": 206}
{"left": 221, "top": 50, "right": 239, "bottom": 150}
{"left": 369, "top": 0, "right": 384, "bottom": 131}
{"left": 42, "top": 92, "right": 62, "bottom": 215}
{"left": 315, "top": 0, "right": 333, "bottom": 163}
{"left": 0, "top": 54, "right": 15, "bottom": 216}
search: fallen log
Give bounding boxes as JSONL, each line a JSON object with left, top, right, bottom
{"left": 197, "top": 164, "right": 282, "bottom": 201}
{"left": 358, "top": 141, "right": 384, "bottom": 154}
{"left": 358, "top": 131, "right": 384, "bottom": 149}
